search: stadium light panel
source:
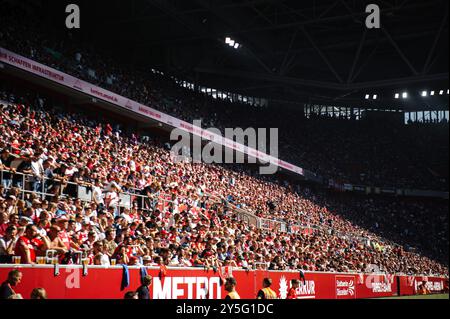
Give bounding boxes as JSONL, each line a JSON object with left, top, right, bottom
{"left": 421, "top": 91, "right": 428, "bottom": 97}
{"left": 439, "top": 90, "right": 444, "bottom": 95}
{"left": 395, "top": 93, "right": 400, "bottom": 99}
{"left": 430, "top": 91, "right": 435, "bottom": 96}
{"left": 373, "top": 95, "right": 378, "bottom": 100}
{"left": 225, "top": 37, "right": 241, "bottom": 49}
{"left": 402, "top": 92, "right": 408, "bottom": 99}
{"left": 365, "top": 94, "right": 370, "bottom": 100}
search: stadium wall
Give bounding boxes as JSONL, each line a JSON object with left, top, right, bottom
{"left": 0, "top": 266, "right": 446, "bottom": 299}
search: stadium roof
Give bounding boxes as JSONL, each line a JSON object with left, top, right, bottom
{"left": 14, "top": 0, "right": 450, "bottom": 105}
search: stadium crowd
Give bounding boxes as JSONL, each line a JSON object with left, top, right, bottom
{"left": 0, "top": 87, "right": 448, "bottom": 276}
{"left": 0, "top": 2, "right": 448, "bottom": 191}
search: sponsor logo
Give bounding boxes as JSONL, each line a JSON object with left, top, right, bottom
{"left": 279, "top": 276, "right": 289, "bottom": 299}
{"left": 336, "top": 276, "right": 356, "bottom": 298}
{"left": 372, "top": 282, "right": 392, "bottom": 293}
{"left": 278, "top": 276, "right": 316, "bottom": 299}
{"left": 415, "top": 280, "right": 444, "bottom": 292}
{"left": 138, "top": 106, "right": 162, "bottom": 119}
{"left": 297, "top": 280, "right": 316, "bottom": 299}
{"left": 90, "top": 88, "right": 118, "bottom": 103}
{"left": 152, "top": 277, "right": 221, "bottom": 299}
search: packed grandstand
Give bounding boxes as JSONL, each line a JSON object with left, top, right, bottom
{"left": 0, "top": 1, "right": 449, "bottom": 282}
{"left": 0, "top": 1, "right": 448, "bottom": 192}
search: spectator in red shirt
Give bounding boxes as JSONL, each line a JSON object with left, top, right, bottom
{"left": 77, "top": 220, "right": 91, "bottom": 241}
{"left": 14, "top": 224, "right": 50, "bottom": 264}
{"left": 0, "top": 212, "right": 9, "bottom": 237}
{"left": 57, "top": 217, "right": 73, "bottom": 250}
{"left": 287, "top": 279, "right": 300, "bottom": 299}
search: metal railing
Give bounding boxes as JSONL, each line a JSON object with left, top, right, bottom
{"left": 0, "top": 169, "right": 410, "bottom": 250}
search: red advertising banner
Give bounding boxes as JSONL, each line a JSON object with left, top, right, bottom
{"left": 413, "top": 276, "right": 446, "bottom": 294}
{"left": 398, "top": 275, "right": 415, "bottom": 296}
{"left": 0, "top": 266, "right": 443, "bottom": 299}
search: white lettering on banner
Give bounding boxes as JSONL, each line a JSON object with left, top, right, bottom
{"left": 153, "top": 277, "right": 171, "bottom": 299}
{"left": 415, "top": 280, "right": 444, "bottom": 292}
{"left": 336, "top": 277, "right": 356, "bottom": 298}
{"left": 185, "top": 277, "right": 196, "bottom": 299}
{"left": 372, "top": 282, "right": 392, "bottom": 293}
{"left": 172, "top": 277, "right": 184, "bottom": 299}
{"left": 430, "top": 281, "right": 444, "bottom": 292}
{"left": 152, "top": 277, "right": 221, "bottom": 299}
{"left": 196, "top": 277, "right": 208, "bottom": 299}
{"left": 0, "top": 47, "right": 308, "bottom": 176}
{"left": 279, "top": 276, "right": 316, "bottom": 299}
{"left": 298, "top": 281, "right": 316, "bottom": 296}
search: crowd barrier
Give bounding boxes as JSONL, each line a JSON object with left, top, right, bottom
{"left": 0, "top": 169, "right": 368, "bottom": 245}
{"left": 0, "top": 265, "right": 446, "bottom": 299}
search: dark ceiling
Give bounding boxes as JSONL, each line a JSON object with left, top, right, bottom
{"left": 5, "top": 0, "right": 450, "bottom": 106}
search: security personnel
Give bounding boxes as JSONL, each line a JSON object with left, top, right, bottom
{"left": 257, "top": 278, "right": 278, "bottom": 299}
{"left": 224, "top": 277, "right": 241, "bottom": 299}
